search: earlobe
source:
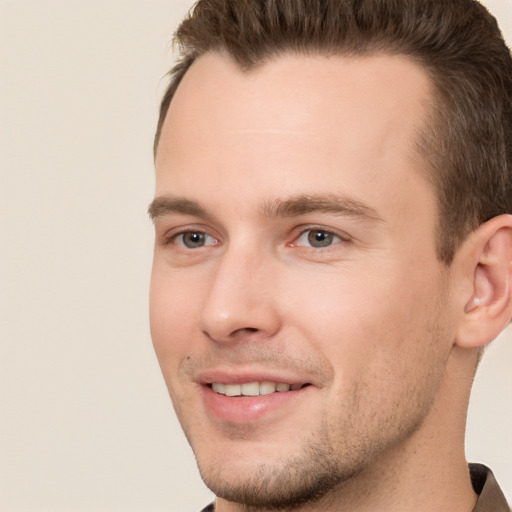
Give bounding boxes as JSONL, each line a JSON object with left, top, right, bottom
{"left": 455, "top": 215, "right": 512, "bottom": 349}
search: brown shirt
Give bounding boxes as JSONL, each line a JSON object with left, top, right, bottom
{"left": 200, "top": 464, "right": 511, "bottom": 512}
{"left": 470, "top": 464, "right": 511, "bottom": 512}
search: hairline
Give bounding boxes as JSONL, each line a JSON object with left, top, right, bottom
{"left": 154, "top": 46, "right": 432, "bottom": 157}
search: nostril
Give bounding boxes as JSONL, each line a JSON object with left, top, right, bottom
{"left": 232, "top": 327, "right": 259, "bottom": 335}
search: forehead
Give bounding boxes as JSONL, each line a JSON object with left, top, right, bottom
{"left": 155, "top": 52, "right": 435, "bottom": 231}
{"left": 157, "top": 51, "right": 432, "bottom": 160}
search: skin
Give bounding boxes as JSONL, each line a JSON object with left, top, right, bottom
{"left": 150, "top": 52, "right": 511, "bottom": 512}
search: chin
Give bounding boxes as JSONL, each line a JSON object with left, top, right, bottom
{"left": 192, "top": 426, "right": 362, "bottom": 510}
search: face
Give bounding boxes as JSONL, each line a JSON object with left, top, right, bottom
{"left": 150, "top": 53, "right": 457, "bottom": 509}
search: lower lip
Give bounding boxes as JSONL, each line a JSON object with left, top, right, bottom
{"left": 201, "top": 385, "right": 310, "bottom": 424}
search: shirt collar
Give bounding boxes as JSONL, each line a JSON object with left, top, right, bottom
{"left": 470, "top": 463, "right": 511, "bottom": 512}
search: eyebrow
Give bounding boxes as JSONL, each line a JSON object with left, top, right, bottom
{"left": 261, "top": 194, "right": 382, "bottom": 222}
{"left": 148, "top": 194, "right": 382, "bottom": 223}
{"left": 148, "top": 196, "right": 207, "bottom": 221}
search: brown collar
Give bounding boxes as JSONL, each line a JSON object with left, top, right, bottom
{"left": 470, "top": 464, "right": 510, "bottom": 512}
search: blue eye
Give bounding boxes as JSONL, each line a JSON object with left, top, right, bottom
{"left": 296, "top": 229, "right": 341, "bottom": 248}
{"left": 176, "top": 231, "right": 216, "bottom": 249}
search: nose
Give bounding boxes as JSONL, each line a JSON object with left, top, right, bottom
{"left": 199, "top": 245, "right": 281, "bottom": 344}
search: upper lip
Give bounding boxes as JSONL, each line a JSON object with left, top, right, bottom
{"left": 196, "top": 368, "right": 313, "bottom": 387}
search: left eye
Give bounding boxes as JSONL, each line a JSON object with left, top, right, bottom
{"left": 296, "top": 229, "right": 342, "bottom": 248}
{"left": 175, "top": 231, "right": 217, "bottom": 249}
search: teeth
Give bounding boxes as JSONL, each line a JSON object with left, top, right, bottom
{"left": 212, "top": 382, "right": 225, "bottom": 394}
{"left": 224, "top": 384, "right": 241, "bottom": 397}
{"left": 260, "top": 381, "right": 277, "bottom": 395}
{"left": 241, "top": 382, "right": 260, "bottom": 396}
{"left": 211, "top": 381, "right": 304, "bottom": 396}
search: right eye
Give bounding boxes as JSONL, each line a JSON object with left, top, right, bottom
{"left": 174, "top": 231, "right": 217, "bottom": 249}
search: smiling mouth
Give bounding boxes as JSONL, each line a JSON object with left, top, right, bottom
{"left": 209, "top": 381, "right": 311, "bottom": 397}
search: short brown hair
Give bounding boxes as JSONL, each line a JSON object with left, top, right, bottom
{"left": 154, "top": 0, "right": 512, "bottom": 264}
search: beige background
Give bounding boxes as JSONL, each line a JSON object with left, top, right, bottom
{"left": 1, "top": 1, "right": 511, "bottom": 511}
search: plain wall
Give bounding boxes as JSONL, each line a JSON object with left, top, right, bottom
{"left": 0, "top": 1, "right": 510, "bottom": 511}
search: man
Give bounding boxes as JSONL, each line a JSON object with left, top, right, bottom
{"left": 148, "top": 1, "right": 512, "bottom": 511}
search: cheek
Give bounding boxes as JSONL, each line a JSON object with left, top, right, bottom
{"left": 149, "top": 264, "right": 200, "bottom": 369}
{"left": 149, "top": 269, "right": 203, "bottom": 425}
{"left": 285, "top": 261, "right": 446, "bottom": 385}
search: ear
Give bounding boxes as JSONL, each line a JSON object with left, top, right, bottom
{"left": 455, "top": 214, "right": 512, "bottom": 349}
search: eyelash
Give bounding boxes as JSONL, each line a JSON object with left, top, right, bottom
{"left": 174, "top": 231, "right": 218, "bottom": 249}
{"left": 162, "top": 226, "right": 218, "bottom": 247}
{"left": 291, "top": 226, "right": 350, "bottom": 249}
{"left": 162, "top": 225, "right": 349, "bottom": 251}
